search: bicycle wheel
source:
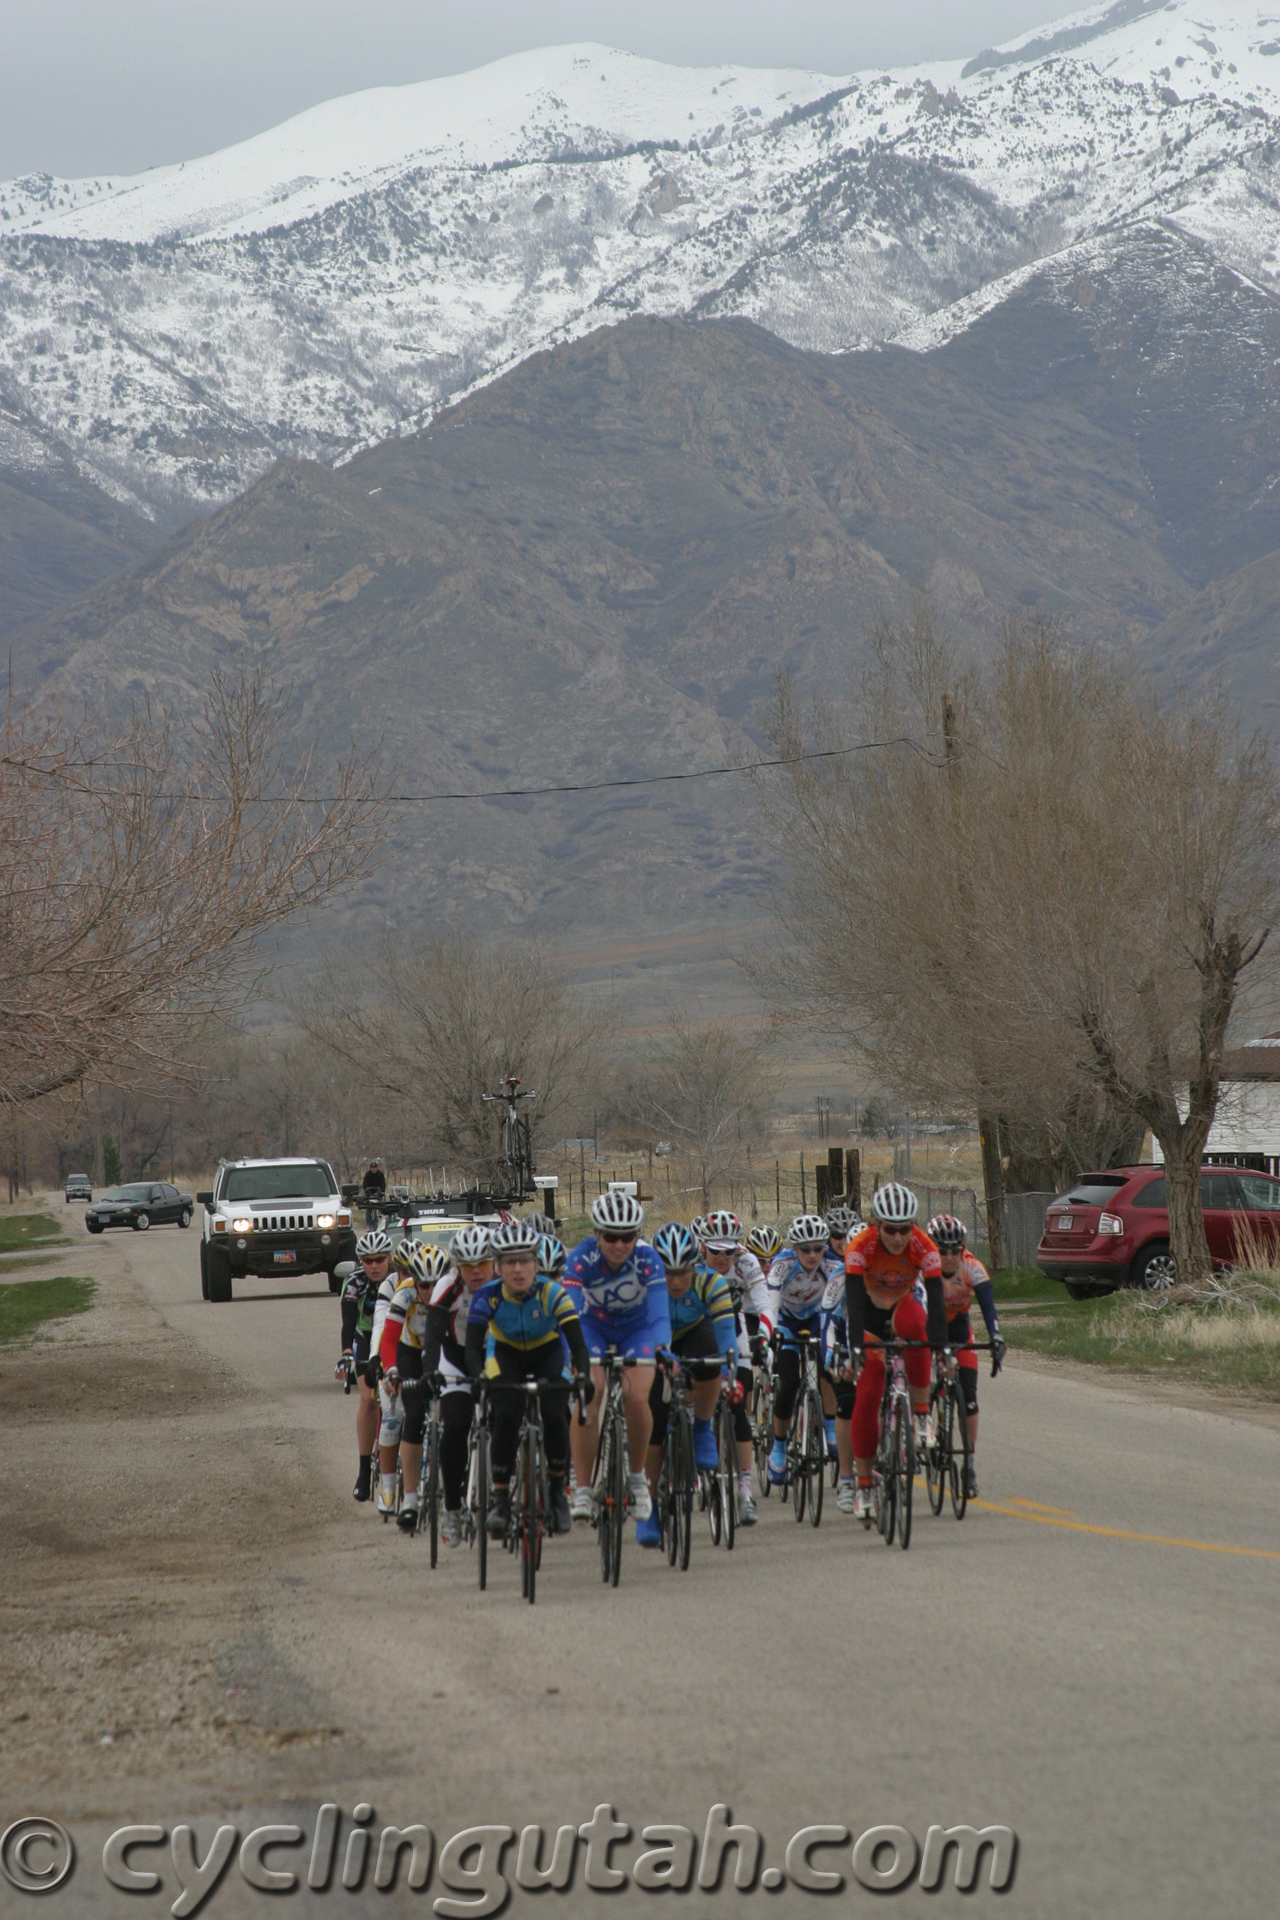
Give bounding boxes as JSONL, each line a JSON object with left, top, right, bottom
{"left": 660, "top": 1443, "right": 679, "bottom": 1566}
{"left": 949, "top": 1386, "right": 970, "bottom": 1520}
{"left": 718, "top": 1403, "right": 736, "bottom": 1552}
{"left": 791, "top": 1405, "right": 807, "bottom": 1522}
{"left": 676, "top": 1417, "right": 694, "bottom": 1572}
{"left": 752, "top": 1379, "right": 773, "bottom": 1497}
{"left": 877, "top": 1400, "right": 895, "bottom": 1544}
{"left": 806, "top": 1391, "right": 825, "bottom": 1528}
{"left": 521, "top": 1432, "right": 542, "bottom": 1606}
{"left": 707, "top": 1463, "right": 722, "bottom": 1544}
{"left": 475, "top": 1425, "right": 490, "bottom": 1591}
{"left": 894, "top": 1399, "right": 915, "bottom": 1550}
{"left": 426, "top": 1413, "right": 442, "bottom": 1567}
{"left": 607, "top": 1408, "right": 626, "bottom": 1588}
{"left": 925, "top": 1379, "right": 946, "bottom": 1517}
{"left": 594, "top": 1415, "right": 614, "bottom": 1585}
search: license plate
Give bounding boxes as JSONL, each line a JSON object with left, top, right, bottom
{"left": 273, "top": 1250, "right": 298, "bottom": 1265}
{"left": 1056, "top": 1215, "right": 1073, "bottom": 1232}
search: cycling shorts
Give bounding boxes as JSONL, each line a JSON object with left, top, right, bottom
{"left": 948, "top": 1310, "right": 977, "bottom": 1369}
{"left": 582, "top": 1301, "right": 663, "bottom": 1364}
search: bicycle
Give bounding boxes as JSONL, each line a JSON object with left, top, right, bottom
{"left": 654, "top": 1352, "right": 696, "bottom": 1571}
{"left": 924, "top": 1342, "right": 994, "bottom": 1520}
{"left": 705, "top": 1375, "right": 739, "bottom": 1550}
{"left": 464, "top": 1383, "right": 493, "bottom": 1589}
{"left": 590, "top": 1348, "right": 631, "bottom": 1588}
{"left": 859, "top": 1336, "right": 928, "bottom": 1550}
{"left": 784, "top": 1328, "right": 826, "bottom": 1527}
{"left": 750, "top": 1345, "right": 776, "bottom": 1499}
{"left": 415, "top": 1380, "right": 444, "bottom": 1564}
{"left": 488, "top": 1378, "right": 553, "bottom": 1604}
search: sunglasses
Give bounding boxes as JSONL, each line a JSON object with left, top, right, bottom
{"left": 880, "top": 1223, "right": 912, "bottom": 1237}
{"left": 599, "top": 1231, "right": 638, "bottom": 1246}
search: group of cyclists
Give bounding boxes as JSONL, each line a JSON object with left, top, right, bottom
{"left": 336, "top": 1179, "right": 1006, "bottom": 1553}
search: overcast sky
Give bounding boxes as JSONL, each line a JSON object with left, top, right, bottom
{"left": 1, "top": 1, "right": 1062, "bottom": 181}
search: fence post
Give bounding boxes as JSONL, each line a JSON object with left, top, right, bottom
{"left": 846, "top": 1148, "right": 861, "bottom": 1213}
{"left": 815, "top": 1163, "right": 830, "bottom": 1213}
{"left": 800, "top": 1153, "right": 806, "bottom": 1211}
{"left": 775, "top": 1161, "right": 780, "bottom": 1212}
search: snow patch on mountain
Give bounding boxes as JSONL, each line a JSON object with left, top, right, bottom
{"left": 2, "top": 2, "right": 1279, "bottom": 522}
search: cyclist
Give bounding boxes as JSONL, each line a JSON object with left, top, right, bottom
{"left": 765, "top": 1213, "right": 843, "bottom": 1484}
{"left": 844, "top": 1182, "right": 947, "bottom": 1520}
{"left": 379, "top": 1243, "right": 451, "bottom": 1533}
{"left": 362, "top": 1159, "right": 387, "bottom": 1227}
{"left": 645, "top": 1222, "right": 739, "bottom": 1546}
{"left": 700, "top": 1209, "right": 771, "bottom": 1525}
{"left": 421, "top": 1223, "right": 495, "bottom": 1547}
{"left": 825, "top": 1204, "right": 861, "bottom": 1260}
{"left": 563, "top": 1191, "right": 670, "bottom": 1527}
{"left": 927, "top": 1213, "right": 1006, "bottom": 1498}
{"left": 338, "top": 1229, "right": 394, "bottom": 1502}
{"left": 465, "top": 1219, "right": 592, "bottom": 1539}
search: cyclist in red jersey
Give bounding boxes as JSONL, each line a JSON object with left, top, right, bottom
{"left": 843, "top": 1182, "right": 947, "bottom": 1521}
{"left": 927, "top": 1213, "right": 1005, "bottom": 1498}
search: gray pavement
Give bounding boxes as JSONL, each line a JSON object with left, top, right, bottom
{"left": 5, "top": 1211, "right": 1279, "bottom": 1918}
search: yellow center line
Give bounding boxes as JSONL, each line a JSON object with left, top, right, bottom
{"left": 971, "top": 1497, "right": 1280, "bottom": 1561}
{"left": 1002, "top": 1496, "right": 1080, "bottom": 1517}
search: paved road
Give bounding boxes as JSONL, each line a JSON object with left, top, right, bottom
{"left": 10, "top": 1214, "right": 1280, "bottom": 1918}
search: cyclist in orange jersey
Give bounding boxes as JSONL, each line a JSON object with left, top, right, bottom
{"left": 843, "top": 1182, "right": 947, "bottom": 1521}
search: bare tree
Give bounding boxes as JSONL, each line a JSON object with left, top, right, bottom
{"left": 0, "top": 658, "right": 390, "bottom": 1111}
{"left": 293, "top": 934, "right": 604, "bottom": 1185}
{"left": 755, "top": 607, "right": 1280, "bottom": 1281}
{"left": 619, "top": 1010, "right": 775, "bottom": 1206}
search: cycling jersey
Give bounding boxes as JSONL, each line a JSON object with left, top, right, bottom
{"left": 422, "top": 1270, "right": 472, "bottom": 1381}
{"left": 563, "top": 1236, "right": 668, "bottom": 1321}
{"left": 766, "top": 1247, "right": 843, "bottom": 1329}
{"left": 669, "top": 1265, "right": 738, "bottom": 1364}
{"left": 340, "top": 1262, "right": 382, "bottom": 1348}
{"left": 844, "top": 1223, "right": 947, "bottom": 1348}
{"left": 720, "top": 1249, "right": 770, "bottom": 1325}
{"left": 563, "top": 1235, "right": 671, "bottom": 1360}
{"left": 465, "top": 1277, "right": 586, "bottom": 1357}
{"left": 378, "top": 1281, "right": 428, "bottom": 1371}
{"left": 941, "top": 1250, "right": 1000, "bottom": 1338}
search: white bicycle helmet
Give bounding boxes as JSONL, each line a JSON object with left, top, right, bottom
{"left": 927, "top": 1213, "right": 967, "bottom": 1251}
{"left": 689, "top": 1214, "right": 710, "bottom": 1247}
{"left": 410, "top": 1243, "right": 450, "bottom": 1284}
{"left": 703, "top": 1208, "right": 743, "bottom": 1250}
{"left": 787, "top": 1213, "right": 829, "bottom": 1248}
{"left": 871, "top": 1181, "right": 918, "bottom": 1225}
{"left": 591, "top": 1190, "right": 644, "bottom": 1234}
{"left": 450, "top": 1224, "right": 492, "bottom": 1267}
{"left": 491, "top": 1218, "right": 542, "bottom": 1257}
{"left": 356, "top": 1228, "right": 393, "bottom": 1259}
{"left": 825, "top": 1204, "right": 859, "bottom": 1237}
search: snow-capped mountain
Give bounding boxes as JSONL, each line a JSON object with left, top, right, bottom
{"left": 4, "top": 0, "right": 1280, "bottom": 524}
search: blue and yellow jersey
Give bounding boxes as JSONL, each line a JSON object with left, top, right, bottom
{"left": 467, "top": 1277, "right": 581, "bottom": 1353}
{"left": 669, "top": 1264, "right": 738, "bottom": 1359}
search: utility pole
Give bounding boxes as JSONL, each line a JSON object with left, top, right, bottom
{"left": 169, "top": 1098, "right": 175, "bottom": 1183}
{"left": 945, "top": 688, "right": 1008, "bottom": 1268}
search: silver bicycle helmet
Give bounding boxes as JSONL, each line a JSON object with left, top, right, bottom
{"left": 538, "top": 1233, "right": 567, "bottom": 1278}
{"left": 450, "top": 1223, "right": 493, "bottom": 1267}
{"left": 703, "top": 1207, "right": 743, "bottom": 1250}
{"left": 591, "top": 1189, "right": 644, "bottom": 1233}
{"left": 355, "top": 1228, "right": 393, "bottom": 1259}
{"left": 871, "top": 1181, "right": 918, "bottom": 1226}
{"left": 491, "top": 1218, "right": 542, "bottom": 1258}
{"left": 825, "top": 1204, "right": 859, "bottom": 1237}
{"left": 787, "top": 1213, "right": 829, "bottom": 1248}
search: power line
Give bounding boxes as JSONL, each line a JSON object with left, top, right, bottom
{"left": 2, "top": 734, "right": 941, "bottom": 805}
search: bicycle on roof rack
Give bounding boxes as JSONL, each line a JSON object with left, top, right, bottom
{"left": 482, "top": 1075, "right": 538, "bottom": 1203}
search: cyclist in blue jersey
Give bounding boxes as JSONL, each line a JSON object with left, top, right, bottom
{"left": 642, "top": 1221, "right": 739, "bottom": 1545}
{"left": 465, "top": 1219, "right": 592, "bottom": 1538}
{"left": 564, "top": 1190, "right": 671, "bottom": 1525}
{"left": 765, "top": 1213, "right": 843, "bottom": 1485}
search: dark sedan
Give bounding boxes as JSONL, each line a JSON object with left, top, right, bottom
{"left": 85, "top": 1182, "right": 195, "bottom": 1234}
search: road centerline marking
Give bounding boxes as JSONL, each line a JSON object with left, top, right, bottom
{"left": 972, "top": 1497, "right": 1280, "bottom": 1561}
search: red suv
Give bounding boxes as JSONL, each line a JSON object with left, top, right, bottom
{"left": 1035, "top": 1164, "right": 1280, "bottom": 1297}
